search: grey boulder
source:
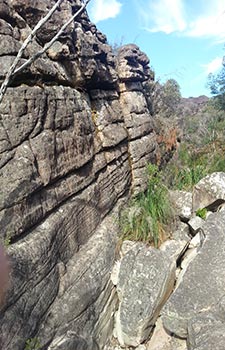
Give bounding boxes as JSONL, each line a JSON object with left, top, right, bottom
{"left": 115, "top": 243, "right": 176, "bottom": 347}
{"left": 162, "top": 212, "right": 225, "bottom": 338}
{"left": 192, "top": 172, "right": 225, "bottom": 212}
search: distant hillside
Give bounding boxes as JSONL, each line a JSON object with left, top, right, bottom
{"left": 178, "top": 95, "right": 209, "bottom": 116}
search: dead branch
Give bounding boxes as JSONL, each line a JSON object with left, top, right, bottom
{"left": 0, "top": 0, "right": 91, "bottom": 104}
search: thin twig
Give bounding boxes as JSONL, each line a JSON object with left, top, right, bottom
{"left": 0, "top": 0, "right": 63, "bottom": 104}
{"left": 13, "top": 0, "right": 91, "bottom": 75}
{"left": 0, "top": 0, "right": 91, "bottom": 104}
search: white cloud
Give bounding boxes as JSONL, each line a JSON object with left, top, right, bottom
{"left": 88, "top": 0, "right": 122, "bottom": 23}
{"left": 141, "top": 0, "right": 186, "bottom": 34}
{"left": 202, "top": 57, "right": 223, "bottom": 74}
{"left": 135, "top": 0, "right": 225, "bottom": 41}
{"left": 187, "top": 1, "right": 225, "bottom": 42}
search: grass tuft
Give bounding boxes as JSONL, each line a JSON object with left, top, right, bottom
{"left": 120, "top": 164, "right": 174, "bottom": 247}
{"left": 162, "top": 142, "right": 225, "bottom": 191}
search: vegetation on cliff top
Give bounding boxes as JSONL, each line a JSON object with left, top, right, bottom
{"left": 162, "top": 100, "right": 225, "bottom": 191}
{"left": 207, "top": 63, "right": 225, "bottom": 111}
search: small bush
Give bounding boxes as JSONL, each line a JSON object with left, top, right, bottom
{"left": 162, "top": 142, "right": 225, "bottom": 191}
{"left": 170, "top": 165, "right": 205, "bottom": 191}
{"left": 120, "top": 164, "right": 174, "bottom": 247}
{"left": 4, "top": 233, "right": 11, "bottom": 247}
{"left": 24, "top": 338, "right": 41, "bottom": 350}
{"left": 196, "top": 208, "right": 208, "bottom": 220}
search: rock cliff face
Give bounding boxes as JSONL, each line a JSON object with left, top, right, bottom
{"left": 0, "top": 1, "right": 157, "bottom": 349}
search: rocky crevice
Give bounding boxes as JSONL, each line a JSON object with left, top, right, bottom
{"left": 103, "top": 173, "right": 225, "bottom": 350}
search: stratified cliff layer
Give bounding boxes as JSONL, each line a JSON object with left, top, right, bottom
{"left": 0, "top": 1, "right": 157, "bottom": 349}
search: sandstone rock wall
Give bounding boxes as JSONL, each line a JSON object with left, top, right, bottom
{"left": 0, "top": 1, "right": 157, "bottom": 349}
{"left": 117, "top": 45, "right": 157, "bottom": 192}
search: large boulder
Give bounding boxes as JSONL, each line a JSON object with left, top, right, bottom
{"left": 114, "top": 243, "right": 176, "bottom": 347}
{"left": 192, "top": 172, "right": 225, "bottom": 212}
{"left": 162, "top": 211, "right": 225, "bottom": 338}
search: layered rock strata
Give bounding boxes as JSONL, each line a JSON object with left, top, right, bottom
{"left": 117, "top": 45, "right": 157, "bottom": 192}
{"left": 0, "top": 1, "right": 157, "bottom": 349}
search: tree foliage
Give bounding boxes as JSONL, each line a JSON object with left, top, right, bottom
{"left": 151, "top": 78, "right": 181, "bottom": 117}
{"left": 162, "top": 78, "right": 181, "bottom": 114}
{"left": 207, "top": 60, "right": 225, "bottom": 110}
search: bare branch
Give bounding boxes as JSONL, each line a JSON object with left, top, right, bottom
{"left": 13, "top": 0, "right": 91, "bottom": 76}
{"left": 0, "top": 0, "right": 63, "bottom": 104}
{"left": 0, "top": 0, "right": 91, "bottom": 104}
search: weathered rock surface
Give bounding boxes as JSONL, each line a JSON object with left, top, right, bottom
{"left": 146, "top": 318, "right": 187, "bottom": 350}
{"left": 169, "top": 190, "right": 192, "bottom": 221}
{"left": 187, "top": 302, "right": 225, "bottom": 350}
{"left": 162, "top": 211, "right": 225, "bottom": 338}
{"left": 172, "top": 221, "right": 190, "bottom": 243}
{"left": 0, "top": 1, "right": 158, "bottom": 349}
{"left": 114, "top": 243, "right": 176, "bottom": 347}
{"left": 5, "top": 1, "right": 224, "bottom": 350}
{"left": 187, "top": 310, "right": 225, "bottom": 350}
{"left": 160, "top": 239, "right": 188, "bottom": 263}
{"left": 116, "top": 44, "right": 151, "bottom": 83}
{"left": 117, "top": 45, "right": 157, "bottom": 193}
{"left": 192, "top": 172, "right": 225, "bottom": 212}
{"left": 1, "top": 214, "right": 118, "bottom": 350}
{"left": 188, "top": 216, "right": 205, "bottom": 235}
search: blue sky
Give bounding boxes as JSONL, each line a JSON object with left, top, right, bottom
{"left": 87, "top": 0, "right": 225, "bottom": 98}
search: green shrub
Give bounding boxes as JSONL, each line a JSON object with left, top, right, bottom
{"left": 24, "top": 338, "right": 41, "bottom": 350}
{"left": 196, "top": 208, "right": 208, "bottom": 220}
{"left": 120, "top": 164, "right": 174, "bottom": 247}
{"left": 4, "top": 233, "right": 11, "bottom": 247}
{"left": 162, "top": 141, "right": 225, "bottom": 191}
{"left": 170, "top": 165, "right": 205, "bottom": 191}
